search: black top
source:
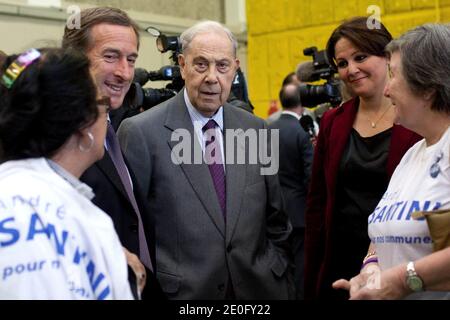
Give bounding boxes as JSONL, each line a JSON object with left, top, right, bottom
{"left": 322, "top": 127, "right": 392, "bottom": 299}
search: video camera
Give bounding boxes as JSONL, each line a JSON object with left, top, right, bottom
{"left": 128, "top": 27, "right": 184, "bottom": 111}
{"left": 297, "top": 46, "right": 342, "bottom": 108}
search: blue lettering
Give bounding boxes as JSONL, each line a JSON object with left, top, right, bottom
{"left": 44, "top": 202, "right": 52, "bottom": 213}
{"left": 406, "top": 200, "right": 436, "bottom": 220}
{"left": 368, "top": 209, "right": 377, "bottom": 224}
{"left": 91, "top": 272, "right": 105, "bottom": 292}
{"left": 389, "top": 202, "right": 403, "bottom": 221}
{"left": 432, "top": 202, "right": 442, "bottom": 210}
{"left": 97, "top": 286, "right": 111, "bottom": 300}
{"left": 56, "top": 206, "right": 66, "bottom": 219}
{"left": 28, "top": 195, "right": 40, "bottom": 208}
{"left": 408, "top": 201, "right": 421, "bottom": 218}
{"left": 0, "top": 217, "right": 20, "bottom": 247}
{"left": 397, "top": 201, "right": 408, "bottom": 220}
{"left": 26, "top": 213, "right": 68, "bottom": 256}
{"left": 47, "top": 224, "right": 68, "bottom": 255}
{"left": 413, "top": 237, "right": 422, "bottom": 244}
{"left": 423, "top": 236, "right": 432, "bottom": 244}
{"left": 26, "top": 213, "right": 48, "bottom": 240}
{"left": 86, "top": 261, "right": 108, "bottom": 295}
{"left": 12, "top": 195, "right": 26, "bottom": 207}
{"left": 73, "top": 247, "right": 87, "bottom": 264}
{"left": 422, "top": 201, "right": 431, "bottom": 212}
{"left": 51, "top": 260, "right": 61, "bottom": 269}
{"left": 383, "top": 204, "right": 396, "bottom": 222}
{"left": 373, "top": 206, "right": 386, "bottom": 223}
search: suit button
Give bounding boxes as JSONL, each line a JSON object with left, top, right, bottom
{"left": 218, "top": 284, "right": 225, "bottom": 291}
{"left": 227, "top": 244, "right": 233, "bottom": 252}
{"left": 129, "top": 224, "right": 138, "bottom": 233}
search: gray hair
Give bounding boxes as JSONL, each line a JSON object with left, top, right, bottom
{"left": 385, "top": 23, "right": 450, "bottom": 113}
{"left": 180, "top": 20, "right": 238, "bottom": 57}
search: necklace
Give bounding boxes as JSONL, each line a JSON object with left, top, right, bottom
{"left": 367, "top": 104, "right": 392, "bottom": 128}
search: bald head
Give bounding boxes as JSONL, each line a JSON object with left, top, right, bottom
{"left": 279, "top": 83, "right": 301, "bottom": 109}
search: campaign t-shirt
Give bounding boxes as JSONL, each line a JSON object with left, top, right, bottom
{"left": 368, "top": 126, "right": 450, "bottom": 299}
{"left": 0, "top": 158, "right": 133, "bottom": 300}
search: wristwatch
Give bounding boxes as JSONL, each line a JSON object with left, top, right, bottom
{"left": 405, "top": 261, "right": 424, "bottom": 292}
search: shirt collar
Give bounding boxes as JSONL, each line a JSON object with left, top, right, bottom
{"left": 46, "top": 159, "right": 95, "bottom": 200}
{"left": 282, "top": 110, "right": 301, "bottom": 121}
{"left": 184, "top": 88, "right": 224, "bottom": 131}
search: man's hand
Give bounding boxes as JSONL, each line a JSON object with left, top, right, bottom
{"left": 123, "top": 247, "right": 147, "bottom": 295}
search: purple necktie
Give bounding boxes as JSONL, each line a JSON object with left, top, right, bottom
{"left": 203, "top": 120, "right": 226, "bottom": 219}
{"left": 106, "top": 123, "right": 153, "bottom": 271}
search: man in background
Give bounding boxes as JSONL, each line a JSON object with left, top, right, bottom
{"left": 269, "top": 83, "right": 314, "bottom": 299}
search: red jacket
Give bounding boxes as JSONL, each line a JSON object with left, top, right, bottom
{"left": 304, "top": 98, "right": 421, "bottom": 299}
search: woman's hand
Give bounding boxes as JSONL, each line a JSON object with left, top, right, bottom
{"left": 333, "top": 263, "right": 410, "bottom": 299}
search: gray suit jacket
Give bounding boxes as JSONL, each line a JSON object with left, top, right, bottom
{"left": 118, "top": 91, "right": 293, "bottom": 299}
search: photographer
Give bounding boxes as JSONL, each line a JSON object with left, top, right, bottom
{"left": 227, "top": 67, "right": 254, "bottom": 114}
{"left": 295, "top": 62, "right": 334, "bottom": 125}
{"left": 266, "top": 71, "right": 319, "bottom": 129}
{"left": 304, "top": 16, "right": 421, "bottom": 300}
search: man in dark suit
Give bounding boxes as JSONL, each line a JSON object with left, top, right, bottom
{"left": 62, "top": 7, "right": 163, "bottom": 300}
{"left": 269, "top": 83, "right": 314, "bottom": 299}
{"left": 118, "top": 20, "right": 294, "bottom": 299}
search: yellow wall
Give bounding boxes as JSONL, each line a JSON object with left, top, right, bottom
{"left": 247, "top": 0, "right": 450, "bottom": 119}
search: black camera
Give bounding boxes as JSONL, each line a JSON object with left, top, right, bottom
{"left": 128, "top": 27, "right": 184, "bottom": 111}
{"left": 298, "top": 46, "right": 342, "bottom": 107}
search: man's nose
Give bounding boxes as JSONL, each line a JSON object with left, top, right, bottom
{"left": 205, "top": 65, "right": 219, "bottom": 83}
{"left": 114, "top": 57, "right": 133, "bottom": 81}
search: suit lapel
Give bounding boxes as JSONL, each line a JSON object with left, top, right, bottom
{"left": 96, "top": 150, "right": 129, "bottom": 201}
{"left": 165, "top": 93, "right": 225, "bottom": 237}
{"left": 223, "top": 105, "right": 246, "bottom": 242}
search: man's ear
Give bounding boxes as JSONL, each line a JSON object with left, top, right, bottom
{"left": 178, "top": 54, "right": 186, "bottom": 80}
{"left": 423, "top": 88, "right": 436, "bottom": 102}
{"left": 235, "top": 58, "right": 240, "bottom": 71}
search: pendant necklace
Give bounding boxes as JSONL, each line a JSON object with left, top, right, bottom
{"left": 367, "top": 104, "right": 392, "bottom": 128}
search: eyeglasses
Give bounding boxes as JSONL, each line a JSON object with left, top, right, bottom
{"left": 96, "top": 96, "right": 111, "bottom": 114}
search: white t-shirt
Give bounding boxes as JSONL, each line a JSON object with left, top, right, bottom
{"left": 368, "top": 126, "right": 450, "bottom": 299}
{"left": 0, "top": 158, "right": 133, "bottom": 300}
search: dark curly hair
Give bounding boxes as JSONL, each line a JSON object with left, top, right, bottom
{"left": 0, "top": 48, "right": 98, "bottom": 161}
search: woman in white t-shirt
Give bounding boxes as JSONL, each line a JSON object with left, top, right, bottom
{"left": 0, "top": 48, "right": 132, "bottom": 299}
{"left": 333, "top": 23, "right": 450, "bottom": 299}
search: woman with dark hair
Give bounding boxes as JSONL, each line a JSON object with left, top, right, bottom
{"left": 304, "top": 17, "right": 421, "bottom": 300}
{"left": 0, "top": 48, "right": 132, "bottom": 299}
{"left": 334, "top": 23, "right": 450, "bottom": 300}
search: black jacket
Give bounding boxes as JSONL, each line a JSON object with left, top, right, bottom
{"left": 81, "top": 151, "right": 165, "bottom": 300}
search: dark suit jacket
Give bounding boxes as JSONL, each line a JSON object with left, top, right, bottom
{"left": 118, "top": 91, "right": 294, "bottom": 300}
{"left": 269, "top": 113, "right": 313, "bottom": 228}
{"left": 304, "top": 98, "right": 422, "bottom": 299}
{"left": 80, "top": 149, "right": 165, "bottom": 300}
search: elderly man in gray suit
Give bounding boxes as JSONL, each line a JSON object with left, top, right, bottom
{"left": 118, "top": 20, "right": 294, "bottom": 300}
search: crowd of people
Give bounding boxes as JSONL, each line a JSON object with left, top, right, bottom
{"left": 0, "top": 6, "right": 449, "bottom": 300}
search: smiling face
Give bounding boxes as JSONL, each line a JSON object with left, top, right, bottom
{"left": 178, "top": 30, "right": 239, "bottom": 117}
{"left": 334, "top": 37, "right": 388, "bottom": 100}
{"left": 86, "top": 23, "right": 138, "bottom": 109}
{"left": 384, "top": 51, "right": 430, "bottom": 130}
